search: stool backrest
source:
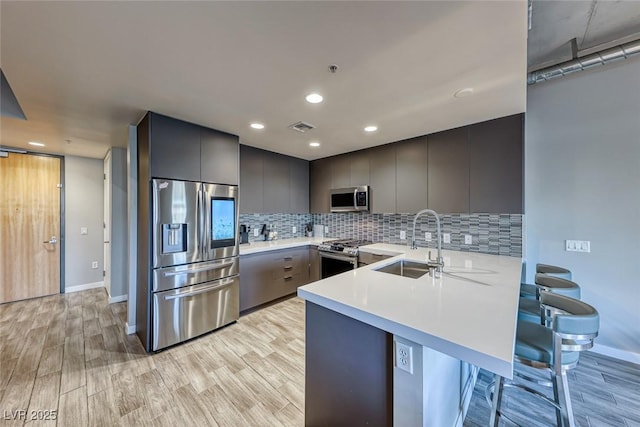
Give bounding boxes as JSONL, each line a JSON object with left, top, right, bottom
{"left": 534, "top": 274, "right": 581, "bottom": 300}
{"left": 536, "top": 263, "right": 572, "bottom": 280}
{"left": 539, "top": 291, "right": 599, "bottom": 337}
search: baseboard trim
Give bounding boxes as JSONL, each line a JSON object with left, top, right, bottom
{"left": 65, "top": 281, "right": 104, "bottom": 294}
{"left": 109, "top": 294, "right": 128, "bottom": 304}
{"left": 125, "top": 322, "right": 136, "bottom": 335}
{"left": 591, "top": 344, "right": 640, "bottom": 365}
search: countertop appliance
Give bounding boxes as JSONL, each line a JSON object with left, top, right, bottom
{"left": 147, "top": 179, "right": 239, "bottom": 351}
{"left": 330, "top": 186, "right": 369, "bottom": 213}
{"left": 318, "top": 238, "right": 372, "bottom": 278}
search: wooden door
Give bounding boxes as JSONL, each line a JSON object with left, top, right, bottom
{"left": 0, "top": 152, "right": 61, "bottom": 303}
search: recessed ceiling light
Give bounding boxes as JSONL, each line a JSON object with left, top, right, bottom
{"left": 28, "top": 141, "right": 45, "bottom": 147}
{"left": 454, "top": 88, "right": 474, "bottom": 98}
{"left": 305, "top": 93, "right": 323, "bottom": 104}
{"left": 250, "top": 123, "right": 265, "bottom": 130}
{"left": 364, "top": 126, "right": 378, "bottom": 132}
{"left": 309, "top": 141, "right": 320, "bottom": 147}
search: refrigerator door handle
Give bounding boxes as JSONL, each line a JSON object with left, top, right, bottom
{"left": 162, "top": 260, "right": 235, "bottom": 277}
{"left": 163, "top": 279, "right": 234, "bottom": 301}
{"left": 196, "top": 187, "right": 203, "bottom": 256}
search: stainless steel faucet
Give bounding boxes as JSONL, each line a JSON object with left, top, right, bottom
{"left": 411, "top": 209, "right": 444, "bottom": 274}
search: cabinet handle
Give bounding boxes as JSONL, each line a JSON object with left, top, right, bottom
{"left": 284, "top": 257, "right": 293, "bottom": 261}
{"left": 284, "top": 266, "right": 293, "bottom": 270}
{"left": 284, "top": 275, "right": 293, "bottom": 280}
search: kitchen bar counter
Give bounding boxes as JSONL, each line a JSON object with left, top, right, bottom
{"left": 297, "top": 243, "right": 521, "bottom": 426}
{"left": 239, "top": 236, "right": 326, "bottom": 255}
{"left": 299, "top": 243, "right": 522, "bottom": 377}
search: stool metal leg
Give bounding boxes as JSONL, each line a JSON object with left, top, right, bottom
{"left": 490, "top": 374, "right": 505, "bottom": 426}
{"left": 556, "top": 370, "right": 575, "bottom": 427}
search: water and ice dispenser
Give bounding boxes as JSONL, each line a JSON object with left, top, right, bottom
{"left": 162, "top": 223, "right": 187, "bottom": 254}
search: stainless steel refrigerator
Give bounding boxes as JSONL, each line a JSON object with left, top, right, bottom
{"left": 145, "top": 178, "right": 239, "bottom": 351}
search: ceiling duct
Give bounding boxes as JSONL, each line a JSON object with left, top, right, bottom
{"left": 288, "top": 121, "right": 315, "bottom": 133}
{"left": 527, "top": 38, "right": 640, "bottom": 85}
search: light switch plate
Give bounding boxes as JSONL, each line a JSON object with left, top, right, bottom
{"left": 325, "top": 226, "right": 329, "bottom": 234}
{"left": 253, "top": 228, "right": 259, "bottom": 237}
{"left": 566, "top": 240, "right": 590, "bottom": 252}
{"left": 400, "top": 230, "right": 406, "bottom": 240}
{"left": 443, "top": 233, "right": 451, "bottom": 244}
{"left": 80, "top": 227, "right": 88, "bottom": 235}
{"left": 425, "top": 232, "right": 432, "bottom": 242}
{"left": 292, "top": 226, "right": 297, "bottom": 234}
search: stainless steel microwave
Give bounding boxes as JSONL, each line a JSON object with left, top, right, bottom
{"left": 330, "top": 186, "right": 369, "bottom": 212}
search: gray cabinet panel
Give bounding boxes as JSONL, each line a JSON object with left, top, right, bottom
{"left": 350, "top": 151, "right": 370, "bottom": 186}
{"left": 331, "top": 155, "right": 352, "bottom": 189}
{"left": 396, "top": 137, "right": 428, "bottom": 213}
{"left": 263, "top": 151, "right": 290, "bottom": 213}
{"left": 290, "top": 157, "right": 310, "bottom": 213}
{"left": 428, "top": 128, "right": 470, "bottom": 213}
{"left": 469, "top": 114, "right": 523, "bottom": 213}
{"left": 239, "top": 145, "right": 264, "bottom": 213}
{"left": 309, "top": 247, "right": 320, "bottom": 282}
{"left": 239, "top": 246, "right": 311, "bottom": 312}
{"left": 310, "top": 157, "right": 332, "bottom": 213}
{"left": 369, "top": 144, "right": 396, "bottom": 213}
{"left": 149, "top": 113, "right": 201, "bottom": 181}
{"left": 201, "top": 127, "right": 239, "bottom": 185}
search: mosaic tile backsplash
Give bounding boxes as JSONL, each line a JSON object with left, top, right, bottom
{"left": 240, "top": 213, "right": 523, "bottom": 257}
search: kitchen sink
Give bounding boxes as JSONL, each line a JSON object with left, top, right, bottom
{"left": 374, "top": 260, "right": 434, "bottom": 279}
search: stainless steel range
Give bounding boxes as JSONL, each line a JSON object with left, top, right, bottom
{"left": 317, "top": 239, "right": 372, "bottom": 278}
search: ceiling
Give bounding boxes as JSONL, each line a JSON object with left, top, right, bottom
{"left": 2, "top": 1, "right": 639, "bottom": 162}
{"left": 0, "top": 1, "right": 527, "bottom": 160}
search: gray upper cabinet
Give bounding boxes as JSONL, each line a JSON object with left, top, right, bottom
{"left": 239, "top": 145, "right": 264, "bottom": 214}
{"left": 263, "top": 151, "right": 291, "bottom": 213}
{"left": 395, "top": 137, "right": 428, "bottom": 213}
{"left": 310, "top": 157, "right": 332, "bottom": 213}
{"left": 350, "top": 150, "right": 370, "bottom": 186}
{"left": 469, "top": 114, "right": 523, "bottom": 214}
{"left": 201, "top": 127, "right": 239, "bottom": 185}
{"left": 369, "top": 144, "right": 396, "bottom": 213}
{"left": 290, "top": 157, "right": 310, "bottom": 213}
{"left": 239, "top": 145, "right": 310, "bottom": 214}
{"left": 148, "top": 112, "right": 239, "bottom": 184}
{"left": 427, "top": 127, "right": 470, "bottom": 213}
{"left": 330, "top": 155, "right": 352, "bottom": 189}
{"left": 149, "top": 113, "right": 201, "bottom": 181}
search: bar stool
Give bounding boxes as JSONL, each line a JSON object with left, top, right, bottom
{"left": 521, "top": 264, "right": 573, "bottom": 299}
{"left": 519, "top": 274, "right": 581, "bottom": 324}
{"left": 489, "top": 292, "right": 599, "bottom": 427}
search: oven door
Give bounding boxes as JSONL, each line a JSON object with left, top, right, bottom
{"left": 320, "top": 251, "right": 357, "bottom": 279}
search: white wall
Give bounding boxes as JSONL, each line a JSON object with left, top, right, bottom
{"left": 525, "top": 57, "right": 640, "bottom": 361}
{"left": 64, "top": 155, "right": 104, "bottom": 288}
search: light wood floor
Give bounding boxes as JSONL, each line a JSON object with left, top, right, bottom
{"left": 1, "top": 288, "right": 638, "bottom": 426}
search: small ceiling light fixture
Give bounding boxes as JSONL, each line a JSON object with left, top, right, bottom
{"left": 28, "top": 141, "right": 45, "bottom": 147}
{"left": 305, "top": 93, "right": 323, "bottom": 104}
{"left": 364, "top": 125, "right": 378, "bottom": 132}
{"left": 454, "top": 88, "right": 474, "bottom": 98}
{"left": 250, "top": 123, "right": 265, "bottom": 130}
{"left": 309, "top": 141, "right": 321, "bottom": 147}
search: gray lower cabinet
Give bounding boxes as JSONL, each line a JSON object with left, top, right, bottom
{"left": 239, "top": 247, "right": 310, "bottom": 312}
{"left": 309, "top": 246, "right": 320, "bottom": 282}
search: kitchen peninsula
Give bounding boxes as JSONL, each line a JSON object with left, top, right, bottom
{"left": 297, "top": 243, "right": 522, "bottom": 426}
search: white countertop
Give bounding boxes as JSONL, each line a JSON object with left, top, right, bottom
{"left": 239, "top": 237, "right": 326, "bottom": 255}
{"left": 297, "top": 243, "right": 522, "bottom": 378}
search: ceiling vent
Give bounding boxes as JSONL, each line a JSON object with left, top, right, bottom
{"left": 288, "top": 121, "right": 316, "bottom": 133}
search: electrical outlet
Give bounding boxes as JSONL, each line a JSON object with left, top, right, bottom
{"left": 292, "top": 226, "right": 297, "bottom": 234}
{"left": 464, "top": 234, "right": 472, "bottom": 245}
{"left": 443, "top": 233, "right": 451, "bottom": 244}
{"left": 395, "top": 341, "right": 413, "bottom": 374}
{"left": 91, "top": 261, "right": 98, "bottom": 269}
{"left": 80, "top": 227, "right": 88, "bottom": 235}
{"left": 253, "top": 228, "right": 259, "bottom": 237}
{"left": 400, "top": 230, "right": 406, "bottom": 240}
{"left": 325, "top": 226, "right": 329, "bottom": 234}
{"left": 425, "top": 232, "right": 432, "bottom": 242}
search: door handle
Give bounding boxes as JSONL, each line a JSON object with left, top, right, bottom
{"left": 44, "top": 236, "right": 57, "bottom": 244}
